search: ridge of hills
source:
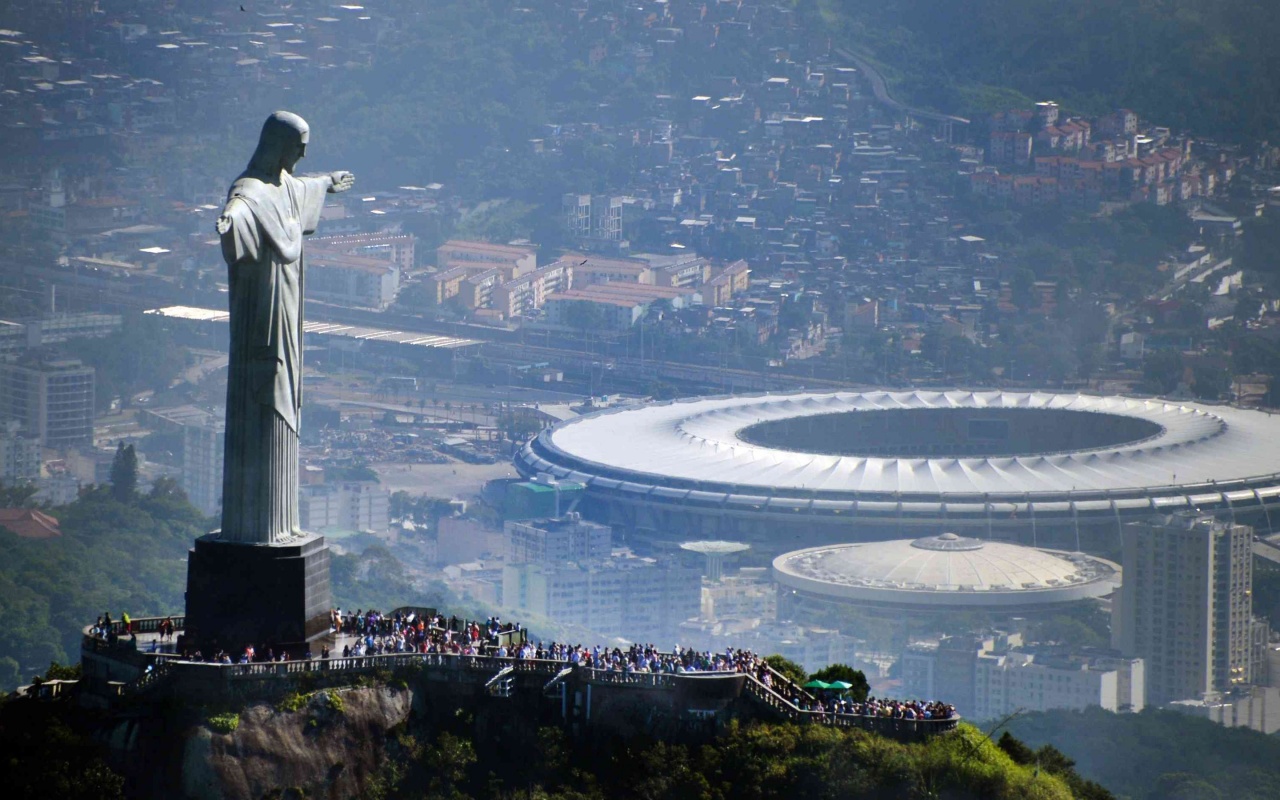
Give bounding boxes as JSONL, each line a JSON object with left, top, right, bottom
{"left": 812, "top": 0, "right": 1280, "bottom": 139}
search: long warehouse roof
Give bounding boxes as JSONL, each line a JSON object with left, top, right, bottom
{"left": 146, "top": 305, "right": 480, "bottom": 350}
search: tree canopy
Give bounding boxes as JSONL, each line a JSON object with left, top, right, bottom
{"left": 808, "top": 663, "right": 871, "bottom": 703}
{"left": 764, "top": 654, "right": 808, "bottom": 687}
{"left": 1003, "top": 706, "right": 1280, "bottom": 800}
{"left": 108, "top": 443, "right": 138, "bottom": 504}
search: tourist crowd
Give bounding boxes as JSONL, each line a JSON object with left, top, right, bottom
{"left": 792, "top": 694, "right": 956, "bottom": 721}
{"left": 110, "top": 608, "right": 953, "bottom": 723}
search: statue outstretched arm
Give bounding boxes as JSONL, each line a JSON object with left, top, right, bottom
{"left": 328, "top": 171, "right": 355, "bottom": 193}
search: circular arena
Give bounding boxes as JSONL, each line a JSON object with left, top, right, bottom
{"left": 772, "top": 533, "right": 1120, "bottom": 614}
{"left": 515, "top": 390, "right": 1280, "bottom": 551}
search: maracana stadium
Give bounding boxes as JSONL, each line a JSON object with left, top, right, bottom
{"left": 515, "top": 390, "right": 1280, "bottom": 552}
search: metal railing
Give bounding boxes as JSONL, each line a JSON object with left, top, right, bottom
{"left": 739, "top": 673, "right": 959, "bottom": 735}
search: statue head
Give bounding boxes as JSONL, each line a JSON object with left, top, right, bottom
{"left": 247, "top": 111, "right": 310, "bottom": 178}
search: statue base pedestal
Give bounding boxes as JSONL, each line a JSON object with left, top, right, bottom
{"left": 184, "top": 532, "right": 332, "bottom": 656}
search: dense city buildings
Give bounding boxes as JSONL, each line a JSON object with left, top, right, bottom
{"left": 4, "top": 1, "right": 1280, "bottom": 734}
{"left": 436, "top": 240, "right": 537, "bottom": 276}
{"left": 1168, "top": 686, "right": 1280, "bottom": 735}
{"left": 903, "top": 633, "right": 1145, "bottom": 719}
{"left": 0, "top": 312, "right": 121, "bottom": 355}
{"left": 311, "top": 232, "right": 416, "bottom": 273}
{"left": 563, "top": 193, "right": 624, "bottom": 249}
{"left": 1112, "top": 513, "right": 1262, "bottom": 705}
{"left": 499, "top": 514, "right": 701, "bottom": 642}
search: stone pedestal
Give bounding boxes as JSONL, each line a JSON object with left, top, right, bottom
{"left": 184, "top": 532, "right": 332, "bottom": 655}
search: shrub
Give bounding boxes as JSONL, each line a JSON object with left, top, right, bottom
{"left": 325, "top": 690, "right": 346, "bottom": 715}
{"left": 277, "top": 692, "right": 309, "bottom": 713}
{"left": 207, "top": 712, "right": 240, "bottom": 734}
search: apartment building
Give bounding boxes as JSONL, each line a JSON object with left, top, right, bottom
{"left": 0, "top": 359, "right": 94, "bottom": 449}
{"left": 1113, "top": 513, "right": 1258, "bottom": 705}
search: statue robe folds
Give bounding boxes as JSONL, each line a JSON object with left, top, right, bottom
{"left": 218, "top": 171, "right": 329, "bottom": 544}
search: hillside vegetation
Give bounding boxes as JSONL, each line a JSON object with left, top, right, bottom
{"left": 1003, "top": 706, "right": 1280, "bottom": 800}
{"left": 0, "top": 482, "right": 202, "bottom": 689}
{"left": 0, "top": 484, "right": 453, "bottom": 692}
{"left": 814, "top": 0, "right": 1280, "bottom": 139}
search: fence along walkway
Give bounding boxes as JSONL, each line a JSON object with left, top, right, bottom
{"left": 86, "top": 616, "right": 958, "bottom": 736}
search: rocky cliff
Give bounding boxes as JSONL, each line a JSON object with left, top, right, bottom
{"left": 102, "top": 686, "right": 414, "bottom": 799}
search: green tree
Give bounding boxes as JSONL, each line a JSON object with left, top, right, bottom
{"left": 108, "top": 443, "right": 137, "bottom": 504}
{"left": 1152, "top": 773, "right": 1222, "bottom": 800}
{"left": 1142, "top": 349, "right": 1186, "bottom": 395}
{"left": 808, "top": 663, "right": 870, "bottom": 702}
{"left": 764, "top": 654, "right": 807, "bottom": 687}
{"left": 0, "top": 480, "right": 39, "bottom": 508}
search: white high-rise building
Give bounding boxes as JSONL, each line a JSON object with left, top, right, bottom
{"left": 504, "top": 515, "right": 611, "bottom": 565}
{"left": 1113, "top": 513, "right": 1257, "bottom": 705}
{"left": 182, "top": 415, "right": 225, "bottom": 517}
{"left": 972, "top": 648, "right": 1145, "bottom": 719}
{"left": 299, "top": 480, "right": 390, "bottom": 535}
{"left": 503, "top": 555, "right": 701, "bottom": 642}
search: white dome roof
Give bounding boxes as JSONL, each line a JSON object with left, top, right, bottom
{"left": 772, "top": 534, "right": 1119, "bottom": 608}
{"left": 517, "top": 390, "right": 1280, "bottom": 529}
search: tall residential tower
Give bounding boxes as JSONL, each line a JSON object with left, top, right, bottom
{"left": 1113, "top": 513, "right": 1258, "bottom": 705}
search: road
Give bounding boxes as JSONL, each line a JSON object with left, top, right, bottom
{"left": 834, "top": 46, "right": 969, "bottom": 126}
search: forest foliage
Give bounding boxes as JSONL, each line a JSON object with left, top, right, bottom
{"left": 1003, "top": 706, "right": 1280, "bottom": 800}
{"left": 0, "top": 484, "right": 456, "bottom": 691}
{"left": 365, "top": 716, "right": 1081, "bottom": 800}
{"left": 812, "top": 0, "right": 1280, "bottom": 140}
{"left": 0, "top": 482, "right": 206, "bottom": 690}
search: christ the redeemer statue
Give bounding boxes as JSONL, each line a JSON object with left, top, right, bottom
{"left": 215, "top": 111, "right": 354, "bottom": 544}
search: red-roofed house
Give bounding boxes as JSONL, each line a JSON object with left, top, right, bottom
{"left": 0, "top": 508, "right": 61, "bottom": 539}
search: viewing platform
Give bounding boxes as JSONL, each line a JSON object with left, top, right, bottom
{"left": 76, "top": 612, "right": 960, "bottom": 742}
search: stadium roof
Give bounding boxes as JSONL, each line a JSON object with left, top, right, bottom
{"left": 517, "top": 391, "right": 1280, "bottom": 517}
{"left": 773, "top": 533, "right": 1119, "bottom": 608}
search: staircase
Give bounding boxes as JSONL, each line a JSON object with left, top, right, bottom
{"left": 485, "top": 665, "right": 516, "bottom": 698}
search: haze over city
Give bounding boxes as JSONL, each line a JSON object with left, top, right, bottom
{"left": 3, "top": 1, "right": 1280, "bottom": 798}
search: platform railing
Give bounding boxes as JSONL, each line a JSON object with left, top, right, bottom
{"left": 739, "top": 672, "right": 959, "bottom": 735}
{"left": 84, "top": 617, "right": 958, "bottom": 738}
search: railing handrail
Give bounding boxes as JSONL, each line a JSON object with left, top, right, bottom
{"left": 740, "top": 672, "right": 958, "bottom": 730}
{"left": 85, "top": 615, "right": 185, "bottom": 638}
{"left": 83, "top": 616, "right": 955, "bottom": 737}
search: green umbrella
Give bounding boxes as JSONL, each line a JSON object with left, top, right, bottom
{"left": 803, "top": 679, "right": 830, "bottom": 689}
{"left": 827, "top": 680, "right": 854, "bottom": 690}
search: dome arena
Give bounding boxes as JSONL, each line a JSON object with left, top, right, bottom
{"left": 772, "top": 533, "right": 1120, "bottom": 614}
{"left": 515, "top": 390, "right": 1280, "bottom": 551}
